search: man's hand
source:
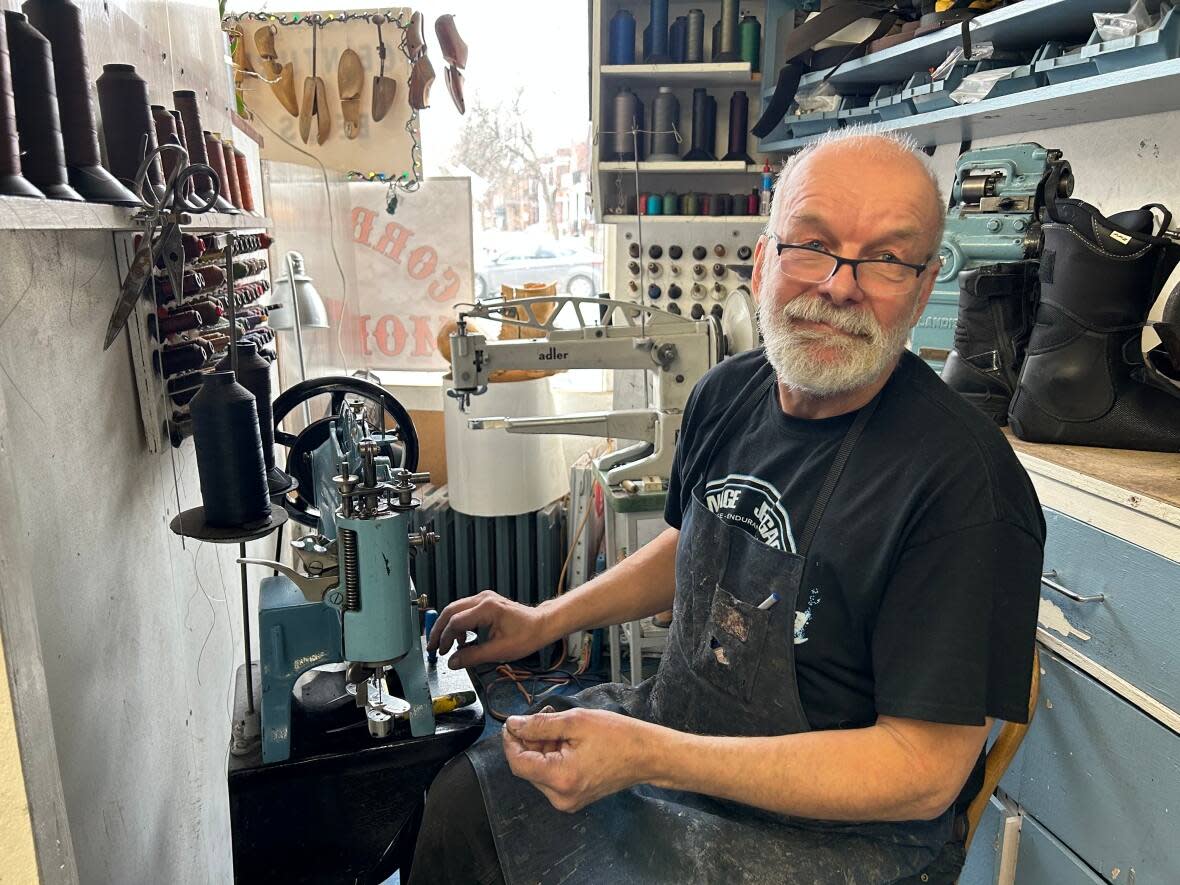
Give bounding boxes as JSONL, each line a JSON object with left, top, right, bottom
{"left": 502, "top": 707, "right": 650, "bottom": 813}
{"left": 427, "top": 590, "right": 554, "bottom": 669}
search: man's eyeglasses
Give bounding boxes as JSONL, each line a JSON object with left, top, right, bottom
{"left": 771, "top": 238, "right": 931, "bottom": 295}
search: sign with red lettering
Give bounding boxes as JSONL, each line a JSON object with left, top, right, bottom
{"left": 346, "top": 178, "right": 473, "bottom": 370}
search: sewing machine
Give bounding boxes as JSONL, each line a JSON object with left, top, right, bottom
{"left": 447, "top": 293, "right": 756, "bottom": 487}
{"left": 239, "top": 400, "right": 438, "bottom": 764}
{"left": 917, "top": 143, "right": 1073, "bottom": 370}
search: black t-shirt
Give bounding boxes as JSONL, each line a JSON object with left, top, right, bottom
{"left": 666, "top": 349, "right": 1045, "bottom": 741}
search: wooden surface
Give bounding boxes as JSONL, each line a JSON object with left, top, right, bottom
{"left": 1005, "top": 430, "right": 1180, "bottom": 510}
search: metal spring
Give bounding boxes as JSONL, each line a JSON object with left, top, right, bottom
{"left": 339, "top": 528, "right": 360, "bottom": 611}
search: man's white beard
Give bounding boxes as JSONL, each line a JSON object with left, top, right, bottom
{"left": 758, "top": 292, "right": 914, "bottom": 397}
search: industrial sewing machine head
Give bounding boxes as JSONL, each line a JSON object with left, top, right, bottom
{"left": 240, "top": 395, "right": 438, "bottom": 764}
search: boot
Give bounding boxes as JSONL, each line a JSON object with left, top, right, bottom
{"left": 941, "top": 261, "right": 1038, "bottom": 425}
{"left": 1008, "top": 199, "right": 1180, "bottom": 452}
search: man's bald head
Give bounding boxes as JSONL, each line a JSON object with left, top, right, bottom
{"left": 765, "top": 129, "right": 946, "bottom": 259}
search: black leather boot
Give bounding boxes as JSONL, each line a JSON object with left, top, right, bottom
{"left": 1009, "top": 200, "right": 1180, "bottom": 452}
{"left": 941, "top": 261, "right": 1038, "bottom": 425}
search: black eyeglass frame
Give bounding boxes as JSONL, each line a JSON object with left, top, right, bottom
{"left": 770, "top": 237, "right": 931, "bottom": 285}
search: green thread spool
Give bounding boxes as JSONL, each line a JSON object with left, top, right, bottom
{"left": 662, "top": 191, "right": 680, "bottom": 214}
{"left": 740, "top": 15, "right": 761, "bottom": 72}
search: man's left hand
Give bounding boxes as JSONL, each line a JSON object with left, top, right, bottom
{"left": 502, "top": 706, "right": 649, "bottom": 813}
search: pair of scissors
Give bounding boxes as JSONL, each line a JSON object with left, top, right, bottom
{"left": 104, "top": 144, "right": 220, "bottom": 351}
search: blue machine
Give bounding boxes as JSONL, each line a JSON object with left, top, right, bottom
{"left": 915, "top": 143, "right": 1073, "bottom": 371}
{"left": 241, "top": 403, "right": 438, "bottom": 763}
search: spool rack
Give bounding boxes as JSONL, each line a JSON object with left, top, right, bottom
{"left": 115, "top": 223, "right": 276, "bottom": 453}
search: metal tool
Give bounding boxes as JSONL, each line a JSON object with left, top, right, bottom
{"left": 104, "top": 144, "right": 218, "bottom": 350}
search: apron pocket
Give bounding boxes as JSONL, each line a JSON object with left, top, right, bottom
{"left": 693, "top": 585, "right": 771, "bottom": 703}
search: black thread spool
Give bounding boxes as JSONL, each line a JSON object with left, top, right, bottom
{"left": 644, "top": 0, "right": 670, "bottom": 63}
{"left": 22, "top": 0, "right": 139, "bottom": 204}
{"left": 722, "top": 90, "right": 753, "bottom": 163}
{"left": 685, "top": 9, "right": 705, "bottom": 63}
{"left": 670, "top": 16, "right": 687, "bottom": 63}
{"left": 173, "top": 89, "right": 233, "bottom": 211}
{"left": 151, "top": 105, "right": 183, "bottom": 182}
{"left": 610, "top": 88, "right": 640, "bottom": 161}
{"left": 4, "top": 12, "right": 81, "bottom": 200}
{"left": 214, "top": 341, "right": 286, "bottom": 493}
{"left": 190, "top": 372, "right": 271, "bottom": 529}
{"left": 648, "top": 87, "right": 680, "bottom": 161}
{"left": 715, "top": 0, "right": 741, "bottom": 62}
{"left": 683, "top": 87, "right": 715, "bottom": 161}
{"left": 0, "top": 14, "right": 42, "bottom": 197}
{"left": 96, "top": 64, "right": 163, "bottom": 197}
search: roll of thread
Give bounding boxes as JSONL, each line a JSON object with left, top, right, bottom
{"left": 0, "top": 14, "right": 42, "bottom": 197}
{"left": 157, "top": 309, "right": 201, "bottom": 336}
{"left": 661, "top": 191, "right": 679, "bottom": 214}
{"left": 730, "top": 192, "right": 748, "bottom": 215}
{"left": 712, "top": 194, "right": 731, "bottom": 216}
{"left": 682, "top": 191, "right": 699, "bottom": 216}
{"left": 156, "top": 342, "right": 208, "bottom": 376}
{"left": 219, "top": 136, "right": 242, "bottom": 209}
{"left": 669, "top": 16, "right": 687, "bottom": 63}
{"left": 637, "top": 192, "right": 649, "bottom": 215}
{"left": 740, "top": 14, "right": 762, "bottom": 71}
{"left": 716, "top": 0, "right": 741, "bottom": 62}
{"left": 150, "top": 104, "right": 183, "bottom": 182}
{"left": 626, "top": 193, "right": 638, "bottom": 214}
{"left": 215, "top": 342, "right": 276, "bottom": 472}
{"left": 610, "top": 88, "right": 640, "bottom": 160}
{"left": 747, "top": 189, "right": 759, "bottom": 215}
{"left": 645, "top": 0, "right": 669, "bottom": 63}
{"left": 182, "top": 300, "right": 224, "bottom": 325}
{"left": 5, "top": 12, "right": 81, "bottom": 200}
{"left": 96, "top": 63, "right": 163, "bottom": 195}
{"left": 200, "top": 264, "right": 226, "bottom": 288}
{"left": 722, "top": 90, "right": 752, "bottom": 163}
{"left": 686, "top": 9, "right": 705, "bottom": 63}
{"left": 173, "top": 89, "right": 223, "bottom": 207}
{"left": 608, "top": 9, "right": 635, "bottom": 65}
{"left": 646, "top": 193, "right": 663, "bottom": 215}
{"left": 648, "top": 87, "right": 679, "bottom": 161}
{"left": 233, "top": 147, "right": 255, "bottom": 211}
{"left": 190, "top": 372, "right": 271, "bottom": 528}
{"left": 699, "top": 194, "right": 712, "bottom": 216}
{"left": 22, "top": 0, "right": 138, "bottom": 204}
{"left": 203, "top": 131, "right": 232, "bottom": 205}
{"left": 684, "top": 87, "right": 715, "bottom": 161}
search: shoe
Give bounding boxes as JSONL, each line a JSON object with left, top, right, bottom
{"left": 435, "top": 14, "right": 468, "bottom": 68}
{"left": 408, "top": 55, "right": 435, "bottom": 110}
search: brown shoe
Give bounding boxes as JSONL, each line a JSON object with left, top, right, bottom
{"left": 435, "top": 14, "right": 468, "bottom": 69}
{"left": 408, "top": 54, "right": 435, "bottom": 110}
{"left": 404, "top": 11, "right": 426, "bottom": 59}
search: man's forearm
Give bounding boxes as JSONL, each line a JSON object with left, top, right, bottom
{"left": 538, "top": 526, "right": 679, "bottom": 643}
{"left": 635, "top": 717, "right": 985, "bottom": 822}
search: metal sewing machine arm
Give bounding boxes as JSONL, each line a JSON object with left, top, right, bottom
{"left": 447, "top": 295, "right": 721, "bottom": 485}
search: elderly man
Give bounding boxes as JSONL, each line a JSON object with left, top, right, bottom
{"left": 409, "top": 130, "right": 1044, "bottom": 885}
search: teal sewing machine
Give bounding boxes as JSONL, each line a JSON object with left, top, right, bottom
{"left": 915, "top": 143, "right": 1073, "bottom": 371}
{"left": 240, "top": 400, "right": 438, "bottom": 764}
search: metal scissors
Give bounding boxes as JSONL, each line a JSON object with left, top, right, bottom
{"left": 104, "top": 144, "right": 220, "bottom": 350}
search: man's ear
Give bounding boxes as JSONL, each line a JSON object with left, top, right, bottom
{"left": 751, "top": 235, "right": 768, "bottom": 303}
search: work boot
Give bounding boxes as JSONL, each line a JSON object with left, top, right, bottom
{"left": 941, "top": 261, "right": 1038, "bottom": 425}
{"left": 1008, "top": 199, "right": 1180, "bottom": 451}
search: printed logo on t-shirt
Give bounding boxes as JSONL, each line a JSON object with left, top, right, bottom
{"left": 703, "top": 474, "right": 797, "bottom": 553}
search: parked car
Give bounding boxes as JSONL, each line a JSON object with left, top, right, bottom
{"left": 474, "top": 240, "right": 603, "bottom": 300}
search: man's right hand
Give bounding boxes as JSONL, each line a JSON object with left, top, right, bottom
{"left": 427, "top": 590, "right": 556, "bottom": 670}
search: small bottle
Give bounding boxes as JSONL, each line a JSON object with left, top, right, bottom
{"left": 759, "top": 161, "right": 773, "bottom": 217}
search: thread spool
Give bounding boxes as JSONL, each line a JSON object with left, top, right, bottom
{"left": 156, "top": 342, "right": 208, "bottom": 376}
{"left": 190, "top": 372, "right": 271, "bottom": 528}
{"left": 22, "top": 0, "right": 138, "bottom": 204}
{"left": 214, "top": 341, "right": 279, "bottom": 483}
{"left": 157, "top": 309, "right": 201, "bottom": 336}
{"left": 747, "top": 189, "right": 759, "bottom": 215}
{"left": 722, "top": 90, "right": 752, "bottom": 163}
{"left": 4, "top": 13, "right": 81, "bottom": 200}
{"left": 699, "top": 194, "right": 712, "bottom": 216}
{"left": 740, "top": 14, "right": 762, "bottom": 71}
{"left": 646, "top": 193, "right": 663, "bottom": 215}
{"left": 219, "top": 136, "right": 243, "bottom": 209}
{"left": 670, "top": 16, "right": 687, "bottom": 63}
{"left": 686, "top": 9, "right": 705, "bottom": 63}
{"left": 150, "top": 104, "right": 183, "bottom": 183}
{"left": 96, "top": 64, "right": 163, "bottom": 197}
{"left": 608, "top": 9, "right": 635, "bottom": 65}
{"left": 173, "top": 89, "right": 232, "bottom": 210}
{"left": 648, "top": 87, "right": 679, "bottom": 161}
{"left": 730, "top": 192, "right": 748, "bottom": 216}
{"left": 682, "top": 191, "right": 699, "bottom": 216}
{"left": 610, "top": 88, "right": 640, "bottom": 161}
{"left": 683, "top": 88, "right": 715, "bottom": 161}
{"left": 715, "top": 0, "right": 741, "bottom": 62}
{"left": 661, "top": 191, "right": 679, "bottom": 214}
{"left": 233, "top": 148, "right": 255, "bottom": 212}
{"left": 0, "top": 14, "right": 42, "bottom": 197}
{"left": 645, "top": 0, "right": 670, "bottom": 63}
{"left": 203, "top": 131, "right": 235, "bottom": 209}
{"left": 711, "top": 194, "right": 731, "bottom": 216}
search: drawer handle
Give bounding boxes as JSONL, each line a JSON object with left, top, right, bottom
{"left": 1041, "top": 570, "right": 1104, "bottom": 604}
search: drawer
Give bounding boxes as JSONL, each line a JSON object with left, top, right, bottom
{"left": 1001, "top": 650, "right": 1180, "bottom": 884}
{"left": 960, "top": 795, "right": 1020, "bottom": 885}
{"left": 1014, "top": 815, "right": 1105, "bottom": 885}
{"left": 1039, "top": 507, "right": 1180, "bottom": 714}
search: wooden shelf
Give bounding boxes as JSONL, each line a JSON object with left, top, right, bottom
{"left": 760, "top": 58, "right": 1180, "bottom": 152}
{"left": 598, "top": 161, "right": 762, "bottom": 173}
{"left": 0, "top": 198, "right": 270, "bottom": 232}
{"left": 601, "top": 214, "right": 766, "bottom": 224}
{"left": 601, "top": 62, "right": 759, "bottom": 85}
{"left": 800, "top": 0, "right": 1121, "bottom": 89}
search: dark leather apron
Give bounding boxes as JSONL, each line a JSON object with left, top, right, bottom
{"left": 467, "top": 361, "right": 954, "bottom": 884}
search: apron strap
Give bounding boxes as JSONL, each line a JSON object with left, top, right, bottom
{"left": 797, "top": 391, "right": 882, "bottom": 556}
